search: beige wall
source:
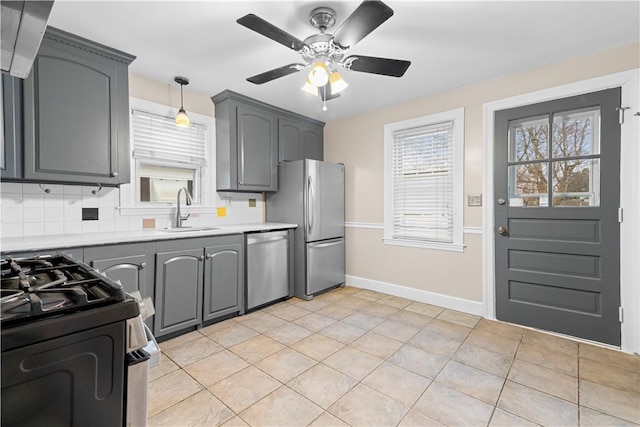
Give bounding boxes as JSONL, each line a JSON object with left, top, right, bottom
{"left": 324, "top": 43, "right": 640, "bottom": 302}
{"left": 129, "top": 73, "right": 214, "bottom": 117}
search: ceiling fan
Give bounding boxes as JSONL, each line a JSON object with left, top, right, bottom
{"left": 237, "top": 0, "right": 411, "bottom": 106}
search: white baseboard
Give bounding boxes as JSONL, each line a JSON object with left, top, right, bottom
{"left": 346, "top": 275, "right": 485, "bottom": 317}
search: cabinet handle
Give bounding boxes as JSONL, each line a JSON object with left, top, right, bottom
{"left": 205, "top": 254, "right": 212, "bottom": 259}
{"left": 139, "top": 262, "right": 146, "bottom": 269}
{"left": 199, "top": 255, "right": 205, "bottom": 261}
{"left": 111, "top": 172, "right": 118, "bottom": 177}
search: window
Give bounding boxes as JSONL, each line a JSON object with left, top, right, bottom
{"left": 384, "top": 108, "right": 464, "bottom": 251}
{"left": 131, "top": 109, "right": 207, "bottom": 205}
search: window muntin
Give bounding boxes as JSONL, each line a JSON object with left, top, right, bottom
{"left": 508, "top": 107, "right": 600, "bottom": 207}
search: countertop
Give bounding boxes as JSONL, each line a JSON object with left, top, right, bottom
{"left": 0, "top": 222, "right": 298, "bottom": 253}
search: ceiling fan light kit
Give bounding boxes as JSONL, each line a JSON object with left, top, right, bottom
{"left": 174, "top": 76, "right": 190, "bottom": 128}
{"left": 237, "top": 0, "right": 411, "bottom": 110}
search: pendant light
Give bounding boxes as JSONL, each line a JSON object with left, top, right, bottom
{"left": 174, "top": 76, "right": 190, "bottom": 128}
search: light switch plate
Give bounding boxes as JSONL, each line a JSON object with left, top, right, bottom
{"left": 468, "top": 194, "right": 482, "bottom": 206}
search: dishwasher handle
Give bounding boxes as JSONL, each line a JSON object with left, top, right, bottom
{"left": 246, "top": 230, "right": 289, "bottom": 245}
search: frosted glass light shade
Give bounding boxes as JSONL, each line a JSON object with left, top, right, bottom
{"left": 329, "top": 71, "right": 348, "bottom": 93}
{"left": 308, "top": 62, "right": 329, "bottom": 87}
{"left": 301, "top": 79, "right": 319, "bottom": 96}
{"left": 175, "top": 107, "right": 190, "bottom": 128}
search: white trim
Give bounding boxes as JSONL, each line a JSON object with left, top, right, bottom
{"left": 382, "top": 238, "right": 464, "bottom": 252}
{"left": 482, "top": 69, "right": 640, "bottom": 354}
{"left": 346, "top": 222, "right": 483, "bottom": 235}
{"left": 117, "top": 206, "right": 219, "bottom": 217}
{"left": 463, "top": 226, "right": 483, "bottom": 235}
{"left": 346, "top": 275, "right": 484, "bottom": 316}
{"left": 345, "top": 222, "right": 384, "bottom": 229}
{"left": 383, "top": 108, "right": 465, "bottom": 251}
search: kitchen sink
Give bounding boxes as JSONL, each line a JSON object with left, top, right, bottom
{"left": 159, "top": 227, "right": 220, "bottom": 233}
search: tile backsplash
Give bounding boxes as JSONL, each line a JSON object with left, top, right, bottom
{"left": 0, "top": 182, "right": 263, "bottom": 238}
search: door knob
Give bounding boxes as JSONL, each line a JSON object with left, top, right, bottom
{"left": 497, "top": 226, "right": 507, "bottom": 235}
{"left": 497, "top": 198, "right": 506, "bottom": 205}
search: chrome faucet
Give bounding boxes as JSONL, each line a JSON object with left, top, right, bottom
{"left": 176, "top": 187, "right": 192, "bottom": 228}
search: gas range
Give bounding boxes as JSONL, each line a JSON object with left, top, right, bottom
{"left": 1, "top": 253, "right": 127, "bottom": 326}
{"left": 1, "top": 253, "right": 147, "bottom": 426}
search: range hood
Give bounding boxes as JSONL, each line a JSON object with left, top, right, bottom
{"left": 1, "top": 1, "right": 54, "bottom": 79}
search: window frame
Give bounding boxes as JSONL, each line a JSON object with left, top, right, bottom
{"left": 383, "top": 108, "right": 465, "bottom": 252}
{"left": 119, "top": 97, "right": 216, "bottom": 216}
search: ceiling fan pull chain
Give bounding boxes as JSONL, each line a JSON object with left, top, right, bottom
{"left": 322, "top": 86, "right": 328, "bottom": 111}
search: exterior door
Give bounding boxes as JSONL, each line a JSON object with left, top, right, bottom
{"left": 494, "top": 88, "right": 621, "bottom": 346}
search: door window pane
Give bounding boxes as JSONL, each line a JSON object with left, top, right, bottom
{"left": 552, "top": 108, "right": 600, "bottom": 158}
{"left": 509, "top": 163, "right": 548, "bottom": 207}
{"left": 509, "top": 116, "right": 549, "bottom": 162}
{"left": 552, "top": 159, "right": 600, "bottom": 207}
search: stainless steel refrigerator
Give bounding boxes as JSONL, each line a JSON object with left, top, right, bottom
{"left": 266, "top": 159, "right": 345, "bottom": 300}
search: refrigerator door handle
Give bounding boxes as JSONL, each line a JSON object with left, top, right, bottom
{"left": 308, "top": 175, "right": 314, "bottom": 236}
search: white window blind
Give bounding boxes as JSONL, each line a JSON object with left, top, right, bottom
{"left": 391, "top": 120, "right": 455, "bottom": 243}
{"left": 132, "top": 109, "right": 207, "bottom": 166}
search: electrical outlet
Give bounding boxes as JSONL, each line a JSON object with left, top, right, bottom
{"left": 468, "top": 194, "right": 482, "bottom": 206}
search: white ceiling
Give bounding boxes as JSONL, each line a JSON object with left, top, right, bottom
{"left": 48, "top": 1, "right": 639, "bottom": 122}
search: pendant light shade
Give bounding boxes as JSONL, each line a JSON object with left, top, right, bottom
{"left": 174, "top": 76, "right": 190, "bottom": 128}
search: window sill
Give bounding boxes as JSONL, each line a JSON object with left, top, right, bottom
{"left": 117, "top": 206, "right": 221, "bottom": 216}
{"left": 383, "top": 238, "right": 465, "bottom": 252}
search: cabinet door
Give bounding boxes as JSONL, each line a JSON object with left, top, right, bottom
{"left": 278, "top": 119, "right": 301, "bottom": 162}
{"left": 301, "top": 126, "right": 323, "bottom": 161}
{"left": 203, "top": 241, "right": 244, "bottom": 322}
{"left": 22, "top": 41, "right": 125, "bottom": 185}
{"left": 90, "top": 254, "right": 147, "bottom": 296}
{"left": 1, "top": 75, "right": 22, "bottom": 179}
{"left": 154, "top": 248, "right": 203, "bottom": 337}
{"left": 237, "top": 105, "right": 277, "bottom": 191}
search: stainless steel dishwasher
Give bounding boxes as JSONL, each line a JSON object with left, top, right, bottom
{"left": 246, "top": 230, "right": 291, "bottom": 310}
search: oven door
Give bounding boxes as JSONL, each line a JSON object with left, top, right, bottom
{"left": 1, "top": 322, "right": 127, "bottom": 427}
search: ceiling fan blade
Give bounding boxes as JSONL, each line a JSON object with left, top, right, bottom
{"left": 345, "top": 55, "right": 411, "bottom": 77}
{"left": 237, "top": 14, "right": 306, "bottom": 51}
{"left": 319, "top": 83, "right": 340, "bottom": 101}
{"left": 332, "top": 0, "right": 394, "bottom": 49}
{"left": 247, "top": 64, "right": 305, "bottom": 85}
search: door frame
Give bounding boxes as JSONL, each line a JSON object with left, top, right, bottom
{"left": 482, "top": 69, "right": 640, "bottom": 354}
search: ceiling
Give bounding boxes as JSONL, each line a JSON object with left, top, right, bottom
{"left": 48, "top": 1, "right": 639, "bottom": 122}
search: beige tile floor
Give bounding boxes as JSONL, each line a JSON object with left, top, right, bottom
{"left": 147, "top": 286, "right": 640, "bottom": 427}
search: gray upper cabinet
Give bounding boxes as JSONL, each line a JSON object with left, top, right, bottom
{"left": 212, "top": 90, "right": 324, "bottom": 192}
{"left": 279, "top": 118, "right": 323, "bottom": 162}
{"left": 21, "top": 27, "right": 135, "bottom": 185}
{"left": 1, "top": 75, "right": 22, "bottom": 180}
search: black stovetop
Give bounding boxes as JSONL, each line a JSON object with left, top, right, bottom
{"left": 1, "top": 253, "right": 139, "bottom": 351}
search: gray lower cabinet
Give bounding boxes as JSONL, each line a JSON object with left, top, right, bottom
{"left": 18, "top": 27, "right": 135, "bottom": 185}
{"left": 154, "top": 235, "right": 244, "bottom": 339}
{"left": 279, "top": 118, "right": 323, "bottom": 162}
{"left": 203, "top": 239, "right": 244, "bottom": 322}
{"left": 84, "top": 242, "right": 155, "bottom": 328}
